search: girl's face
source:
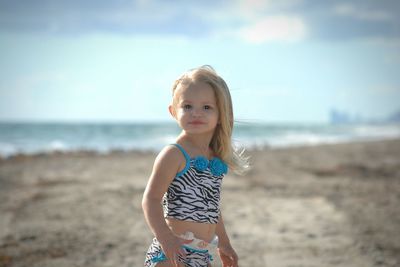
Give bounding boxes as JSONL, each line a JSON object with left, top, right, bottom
{"left": 170, "top": 81, "right": 219, "bottom": 136}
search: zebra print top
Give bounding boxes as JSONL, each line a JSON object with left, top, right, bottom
{"left": 162, "top": 143, "right": 228, "bottom": 224}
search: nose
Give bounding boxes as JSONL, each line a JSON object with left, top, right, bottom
{"left": 191, "top": 107, "right": 203, "bottom": 117}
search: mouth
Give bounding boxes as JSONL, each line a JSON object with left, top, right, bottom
{"left": 189, "top": 120, "right": 205, "bottom": 125}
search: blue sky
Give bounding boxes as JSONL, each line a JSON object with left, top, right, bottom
{"left": 0, "top": 0, "right": 399, "bottom": 123}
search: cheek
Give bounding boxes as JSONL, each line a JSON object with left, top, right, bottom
{"left": 210, "top": 112, "right": 219, "bottom": 125}
{"left": 214, "top": 110, "right": 220, "bottom": 121}
{"left": 176, "top": 109, "right": 188, "bottom": 119}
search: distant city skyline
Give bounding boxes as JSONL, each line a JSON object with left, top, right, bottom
{"left": 329, "top": 108, "right": 400, "bottom": 124}
{"left": 1, "top": 1, "right": 400, "bottom": 123}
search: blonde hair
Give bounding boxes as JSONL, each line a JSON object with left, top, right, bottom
{"left": 171, "top": 65, "right": 249, "bottom": 175}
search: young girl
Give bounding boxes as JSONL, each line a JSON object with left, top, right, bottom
{"left": 142, "top": 65, "right": 248, "bottom": 267}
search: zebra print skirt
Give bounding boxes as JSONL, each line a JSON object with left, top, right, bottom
{"left": 144, "top": 238, "right": 213, "bottom": 267}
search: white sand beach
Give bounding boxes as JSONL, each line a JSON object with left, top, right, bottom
{"left": 0, "top": 139, "right": 399, "bottom": 267}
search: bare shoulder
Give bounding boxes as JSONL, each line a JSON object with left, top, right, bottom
{"left": 155, "top": 145, "right": 184, "bottom": 167}
{"left": 144, "top": 145, "right": 185, "bottom": 198}
{"left": 151, "top": 145, "right": 185, "bottom": 180}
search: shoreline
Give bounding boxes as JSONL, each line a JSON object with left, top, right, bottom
{"left": 2, "top": 136, "right": 400, "bottom": 161}
{"left": 0, "top": 138, "right": 399, "bottom": 267}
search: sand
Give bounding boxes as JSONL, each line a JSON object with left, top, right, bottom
{"left": 0, "top": 139, "right": 399, "bottom": 267}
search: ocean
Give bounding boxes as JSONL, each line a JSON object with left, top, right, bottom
{"left": 1, "top": 121, "right": 399, "bottom": 158}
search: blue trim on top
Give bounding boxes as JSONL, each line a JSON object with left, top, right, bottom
{"left": 171, "top": 143, "right": 191, "bottom": 177}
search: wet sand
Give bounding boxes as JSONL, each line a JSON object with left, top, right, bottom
{"left": 0, "top": 139, "right": 399, "bottom": 267}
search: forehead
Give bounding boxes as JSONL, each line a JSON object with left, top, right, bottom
{"left": 175, "top": 81, "right": 216, "bottom": 103}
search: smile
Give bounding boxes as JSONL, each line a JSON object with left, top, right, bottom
{"left": 189, "top": 121, "right": 205, "bottom": 125}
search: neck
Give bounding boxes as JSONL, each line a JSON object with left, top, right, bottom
{"left": 178, "top": 131, "right": 214, "bottom": 155}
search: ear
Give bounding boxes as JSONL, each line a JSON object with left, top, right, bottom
{"left": 168, "top": 104, "right": 176, "bottom": 118}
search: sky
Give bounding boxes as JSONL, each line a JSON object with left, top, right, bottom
{"left": 0, "top": 0, "right": 400, "bottom": 124}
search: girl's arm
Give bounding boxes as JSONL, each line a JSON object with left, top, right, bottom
{"left": 142, "top": 146, "right": 185, "bottom": 265}
{"left": 216, "top": 212, "right": 239, "bottom": 267}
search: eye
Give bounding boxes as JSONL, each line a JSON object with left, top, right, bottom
{"left": 204, "top": 105, "right": 212, "bottom": 110}
{"left": 183, "top": 104, "right": 192, "bottom": 110}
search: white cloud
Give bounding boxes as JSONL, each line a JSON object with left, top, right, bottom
{"left": 237, "top": 15, "right": 307, "bottom": 44}
{"left": 199, "top": 0, "right": 308, "bottom": 44}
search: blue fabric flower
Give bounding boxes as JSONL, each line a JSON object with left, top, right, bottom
{"left": 209, "top": 158, "right": 228, "bottom": 176}
{"left": 193, "top": 156, "right": 209, "bottom": 172}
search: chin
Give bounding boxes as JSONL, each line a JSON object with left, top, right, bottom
{"left": 187, "top": 128, "right": 216, "bottom": 135}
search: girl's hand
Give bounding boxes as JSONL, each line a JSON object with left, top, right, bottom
{"left": 159, "top": 234, "right": 186, "bottom": 266}
{"left": 218, "top": 244, "right": 239, "bottom": 267}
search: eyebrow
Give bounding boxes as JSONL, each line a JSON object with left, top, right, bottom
{"left": 180, "top": 99, "right": 215, "bottom": 104}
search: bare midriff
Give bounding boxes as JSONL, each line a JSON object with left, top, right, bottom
{"left": 166, "top": 217, "right": 217, "bottom": 243}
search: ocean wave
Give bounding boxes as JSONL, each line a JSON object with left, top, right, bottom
{"left": 1, "top": 122, "right": 399, "bottom": 158}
